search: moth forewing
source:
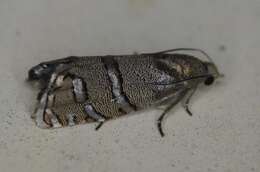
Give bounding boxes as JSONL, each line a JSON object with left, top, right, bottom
{"left": 27, "top": 49, "right": 221, "bottom": 136}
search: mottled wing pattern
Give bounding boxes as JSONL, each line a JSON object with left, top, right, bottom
{"left": 32, "top": 54, "right": 206, "bottom": 129}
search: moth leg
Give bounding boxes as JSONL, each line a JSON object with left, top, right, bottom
{"left": 157, "top": 99, "right": 181, "bottom": 137}
{"left": 182, "top": 87, "right": 197, "bottom": 116}
{"left": 157, "top": 89, "right": 188, "bottom": 137}
{"left": 95, "top": 121, "right": 104, "bottom": 130}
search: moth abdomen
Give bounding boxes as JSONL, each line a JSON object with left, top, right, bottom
{"left": 28, "top": 48, "right": 222, "bottom": 136}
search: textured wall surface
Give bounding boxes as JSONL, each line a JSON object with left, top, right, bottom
{"left": 0, "top": 0, "right": 259, "bottom": 172}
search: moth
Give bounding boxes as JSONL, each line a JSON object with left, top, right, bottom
{"left": 27, "top": 48, "right": 222, "bottom": 137}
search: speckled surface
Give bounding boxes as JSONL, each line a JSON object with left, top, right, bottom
{"left": 0, "top": 0, "right": 259, "bottom": 172}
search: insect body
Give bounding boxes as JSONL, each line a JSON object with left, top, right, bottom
{"left": 28, "top": 48, "right": 221, "bottom": 137}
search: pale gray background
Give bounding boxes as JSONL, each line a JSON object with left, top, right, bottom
{"left": 0, "top": 0, "right": 259, "bottom": 172}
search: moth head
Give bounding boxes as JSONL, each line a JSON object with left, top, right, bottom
{"left": 203, "top": 62, "right": 223, "bottom": 86}
{"left": 28, "top": 62, "right": 57, "bottom": 81}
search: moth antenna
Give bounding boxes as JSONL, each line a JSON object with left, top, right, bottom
{"left": 146, "top": 48, "right": 213, "bottom": 63}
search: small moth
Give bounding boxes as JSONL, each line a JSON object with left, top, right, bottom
{"left": 27, "top": 48, "right": 222, "bottom": 137}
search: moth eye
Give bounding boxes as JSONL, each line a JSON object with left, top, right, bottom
{"left": 204, "top": 76, "right": 214, "bottom": 85}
